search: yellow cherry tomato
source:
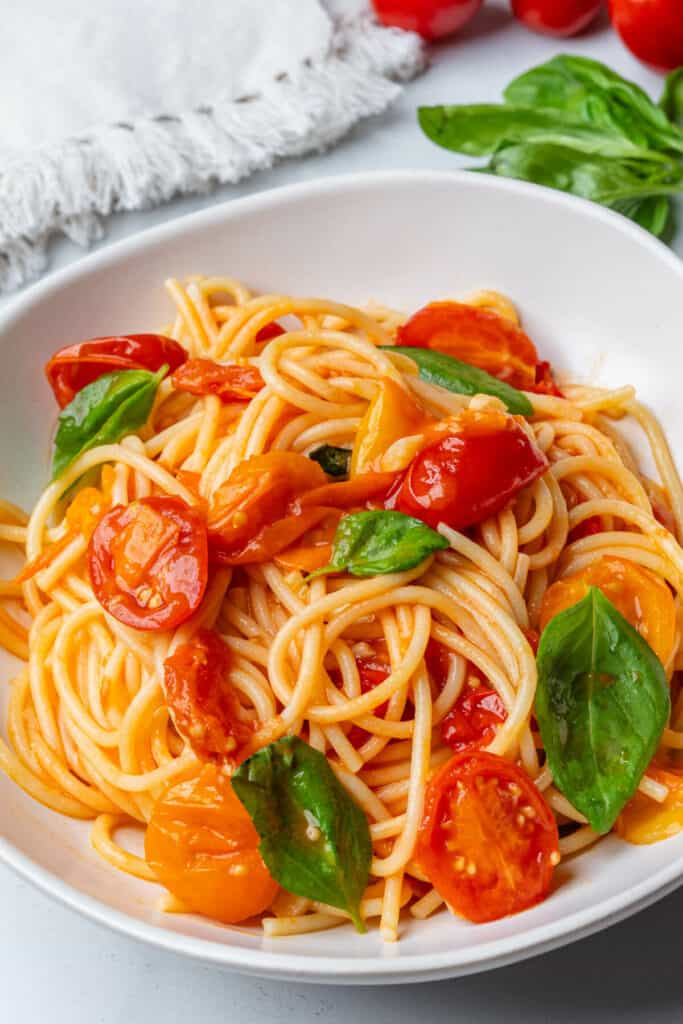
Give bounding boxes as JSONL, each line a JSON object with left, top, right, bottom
{"left": 618, "top": 768, "right": 683, "bottom": 844}
{"left": 351, "top": 376, "right": 430, "bottom": 477}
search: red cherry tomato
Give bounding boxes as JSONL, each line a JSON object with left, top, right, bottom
{"left": 389, "top": 410, "right": 548, "bottom": 531}
{"left": 371, "top": 0, "right": 483, "bottom": 40}
{"left": 441, "top": 685, "right": 507, "bottom": 752}
{"left": 608, "top": 0, "right": 683, "bottom": 72}
{"left": 88, "top": 496, "right": 208, "bottom": 631}
{"left": 163, "top": 629, "right": 252, "bottom": 762}
{"left": 511, "top": 0, "right": 602, "bottom": 37}
{"left": 172, "top": 359, "right": 264, "bottom": 402}
{"left": 255, "top": 322, "right": 286, "bottom": 342}
{"left": 45, "top": 334, "right": 187, "bottom": 408}
{"left": 416, "top": 751, "right": 559, "bottom": 923}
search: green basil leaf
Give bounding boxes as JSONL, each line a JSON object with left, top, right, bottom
{"left": 660, "top": 68, "right": 683, "bottom": 129}
{"left": 612, "top": 195, "right": 673, "bottom": 240}
{"left": 52, "top": 366, "right": 166, "bottom": 480}
{"left": 232, "top": 736, "right": 371, "bottom": 931}
{"left": 385, "top": 345, "right": 533, "bottom": 416}
{"left": 310, "top": 510, "right": 448, "bottom": 579}
{"left": 536, "top": 587, "right": 670, "bottom": 834}
{"left": 308, "top": 444, "right": 351, "bottom": 478}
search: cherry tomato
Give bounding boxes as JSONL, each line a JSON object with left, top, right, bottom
{"left": 273, "top": 513, "right": 341, "bottom": 573}
{"left": 164, "top": 629, "right": 252, "bottom": 762}
{"left": 531, "top": 360, "right": 563, "bottom": 398}
{"left": 351, "top": 377, "right": 431, "bottom": 477}
{"left": 300, "top": 471, "right": 399, "bottom": 511}
{"left": 511, "top": 0, "right": 602, "bottom": 37}
{"left": 208, "top": 452, "right": 327, "bottom": 564}
{"left": 255, "top": 322, "right": 286, "bottom": 342}
{"left": 172, "top": 359, "right": 264, "bottom": 401}
{"left": 568, "top": 514, "right": 602, "bottom": 542}
{"left": 88, "top": 496, "right": 208, "bottom": 631}
{"left": 539, "top": 556, "right": 676, "bottom": 666}
{"left": 441, "top": 685, "right": 507, "bottom": 753}
{"left": 416, "top": 751, "right": 559, "bottom": 923}
{"left": 618, "top": 767, "right": 683, "bottom": 844}
{"left": 345, "top": 653, "right": 390, "bottom": 747}
{"left": 389, "top": 410, "right": 548, "bottom": 531}
{"left": 371, "top": 0, "right": 483, "bottom": 39}
{"left": 608, "top": 0, "right": 683, "bottom": 72}
{"left": 523, "top": 627, "right": 540, "bottom": 655}
{"left": 145, "top": 764, "right": 278, "bottom": 924}
{"left": 46, "top": 334, "right": 187, "bottom": 408}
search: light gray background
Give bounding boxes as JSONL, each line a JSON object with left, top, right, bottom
{"left": 2, "top": 4, "right": 682, "bottom": 1021}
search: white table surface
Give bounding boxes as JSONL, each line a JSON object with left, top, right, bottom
{"left": 2, "top": 5, "right": 683, "bottom": 1021}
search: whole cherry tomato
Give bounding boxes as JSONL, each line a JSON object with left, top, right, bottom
{"left": 164, "top": 629, "right": 252, "bottom": 762}
{"left": 145, "top": 764, "right": 278, "bottom": 924}
{"left": 45, "top": 334, "right": 187, "bottom": 408}
{"left": 539, "top": 556, "right": 676, "bottom": 666}
{"left": 88, "top": 496, "right": 208, "bottom": 631}
{"left": 416, "top": 751, "right": 559, "bottom": 922}
{"left": 511, "top": 0, "right": 602, "bottom": 37}
{"left": 441, "top": 685, "right": 507, "bottom": 752}
{"left": 389, "top": 409, "right": 548, "bottom": 530}
{"left": 371, "top": 0, "right": 483, "bottom": 40}
{"left": 608, "top": 0, "right": 683, "bottom": 72}
{"left": 172, "top": 359, "right": 264, "bottom": 402}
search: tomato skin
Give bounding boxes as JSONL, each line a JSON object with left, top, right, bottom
{"left": 441, "top": 686, "right": 507, "bottom": 753}
{"left": 511, "top": 0, "right": 602, "bottom": 37}
{"left": 618, "top": 767, "right": 683, "bottom": 844}
{"left": 255, "top": 322, "right": 286, "bottom": 342}
{"left": 390, "top": 410, "right": 548, "bottom": 531}
{"left": 164, "top": 630, "right": 252, "bottom": 762}
{"left": 371, "top": 0, "right": 483, "bottom": 39}
{"left": 416, "top": 752, "right": 559, "bottom": 923}
{"left": 608, "top": 0, "right": 683, "bottom": 72}
{"left": 46, "top": 334, "right": 187, "bottom": 408}
{"left": 539, "top": 556, "right": 676, "bottom": 666}
{"left": 172, "top": 359, "right": 264, "bottom": 401}
{"left": 88, "top": 496, "right": 208, "bottom": 631}
{"left": 300, "top": 471, "right": 398, "bottom": 512}
{"left": 145, "top": 764, "right": 278, "bottom": 924}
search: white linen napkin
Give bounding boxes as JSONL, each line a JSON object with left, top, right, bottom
{"left": 0, "top": 0, "right": 424, "bottom": 292}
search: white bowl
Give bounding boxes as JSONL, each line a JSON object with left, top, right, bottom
{"left": 1, "top": 171, "right": 682, "bottom": 984}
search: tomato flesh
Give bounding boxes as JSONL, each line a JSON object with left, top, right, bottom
{"left": 145, "top": 764, "right": 278, "bottom": 924}
{"left": 416, "top": 751, "right": 559, "bottom": 923}
{"left": 608, "top": 0, "right": 683, "bottom": 72}
{"left": 540, "top": 556, "right": 676, "bottom": 666}
{"left": 164, "top": 629, "right": 252, "bottom": 762}
{"left": 389, "top": 410, "right": 548, "bottom": 530}
{"left": 88, "top": 496, "right": 208, "bottom": 631}
{"left": 371, "top": 0, "right": 483, "bottom": 39}
{"left": 618, "top": 768, "right": 683, "bottom": 844}
{"left": 46, "top": 334, "right": 187, "bottom": 408}
{"left": 441, "top": 685, "right": 507, "bottom": 753}
{"left": 511, "top": 0, "right": 602, "bottom": 37}
{"left": 171, "top": 359, "right": 264, "bottom": 401}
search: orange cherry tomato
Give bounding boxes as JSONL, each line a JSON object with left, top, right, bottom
{"left": 539, "top": 556, "right": 676, "bottom": 667}
{"left": 618, "top": 767, "right": 683, "bottom": 844}
{"left": 46, "top": 334, "right": 187, "bottom": 408}
{"left": 273, "top": 512, "right": 341, "bottom": 573}
{"left": 207, "top": 452, "right": 327, "bottom": 565}
{"left": 351, "top": 377, "right": 431, "bottom": 477}
{"left": 171, "top": 359, "right": 264, "bottom": 402}
{"left": 88, "top": 496, "right": 208, "bottom": 631}
{"left": 389, "top": 410, "right": 548, "bottom": 531}
{"left": 299, "top": 471, "right": 399, "bottom": 511}
{"left": 145, "top": 764, "right": 278, "bottom": 924}
{"left": 441, "top": 685, "right": 507, "bottom": 753}
{"left": 416, "top": 751, "right": 559, "bottom": 923}
{"left": 164, "top": 629, "right": 252, "bottom": 762}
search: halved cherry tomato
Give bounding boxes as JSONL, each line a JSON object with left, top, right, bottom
{"left": 416, "top": 751, "right": 559, "bottom": 923}
{"left": 88, "top": 496, "right": 208, "bottom": 631}
{"left": 351, "top": 377, "right": 431, "bottom": 477}
{"left": 208, "top": 452, "right": 327, "bottom": 564}
{"left": 46, "top": 334, "right": 187, "bottom": 408}
{"left": 344, "top": 652, "right": 391, "bottom": 747}
{"left": 145, "top": 763, "right": 278, "bottom": 924}
{"left": 608, "top": 0, "right": 683, "bottom": 72}
{"left": 255, "top": 322, "right": 286, "bottom": 342}
{"left": 164, "top": 629, "right": 252, "bottom": 762}
{"left": 371, "top": 0, "right": 483, "bottom": 39}
{"left": 531, "top": 360, "right": 563, "bottom": 398}
{"left": 511, "top": 0, "right": 602, "bottom": 37}
{"left": 389, "top": 410, "right": 548, "bottom": 531}
{"left": 539, "top": 556, "right": 676, "bottom": 666}
{"left": 618, "top": 767, "right": 683, "bottom": 844}
{"left": 441, "top": 686, "right": 507, "bottom": 753}
{"left": 171, "top": 359, "right": 264, "bottom": 402}
{"left": 274, "top": 512, "right": 341, "bottom": 573}
{"left": 300, "top": 471, "right": 399, "bottom": 511}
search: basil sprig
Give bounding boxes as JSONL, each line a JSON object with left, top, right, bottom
{"left": 232, "top": 737, "right": 372, "bottom": 931}
{"left": 52, "top": 366, "right": 167, "bottom": 480}
{"left": 536, "top": 587, "right": 670, "bottom": 834}
{"left": 385, "top": 345, "right": 533, "bottom": 416}
{"left": 419, "top": 55, "right": 683, "bottom": 239}
{"left": 309, "top": 510, "right": 448, "bottom": 579}
{"left": 308, "top": 444, "right": 351, "bottom": 478}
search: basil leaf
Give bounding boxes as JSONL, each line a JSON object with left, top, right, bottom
{"left": 308, "top": 444, "right": 351, "bottom": 478}
{"left": 52, "top": 366, "right": 166, "bottom": 480}
{"left": 536, "top": 587, "right": 670, "bottom": 834}
{"left": 385, "top": 345, "right": 533, "bottom": 416}
{"left": 660, "top": 68, "right": 683, "bottom": 130}
{"left": 310, "top": 510, "right": 448, "bottom": 579}
{"left": 612, "top": 195, "right": 672, "bottom": 240}
{"left": 232, "top": 736, "right": 371, "bottom": 931}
